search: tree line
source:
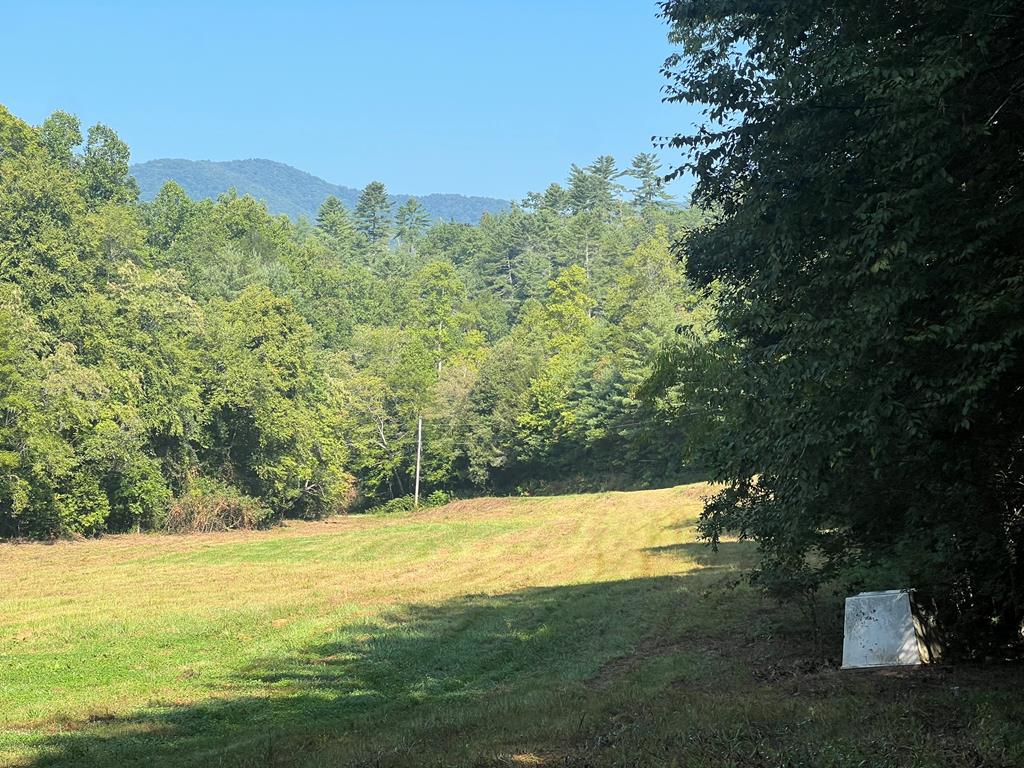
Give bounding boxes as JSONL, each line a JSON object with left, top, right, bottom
{"left": 0, "top": 103, "right": 712, "bottom": 538}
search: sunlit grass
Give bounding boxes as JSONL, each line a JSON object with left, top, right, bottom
{"left": 1, "top": 483, "right": 1022, "bottom": 767}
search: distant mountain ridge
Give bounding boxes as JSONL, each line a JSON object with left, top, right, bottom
{"left": 131, "top": 158, "right": 512, "bottom": 224}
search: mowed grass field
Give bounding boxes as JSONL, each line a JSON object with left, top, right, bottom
{"left": 1, "top": 483, "right": 1022, "bottom": 767}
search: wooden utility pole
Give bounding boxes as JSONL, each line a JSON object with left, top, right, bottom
{"left": 414, "top": 415, "right": 423, "bottom": 508}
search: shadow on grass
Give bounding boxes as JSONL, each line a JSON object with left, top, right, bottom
{"left": 643, "top": 540, "right": 758, "bottom": 572}
{"left": 23, "top": 557, "right": 756, "bottom": 768}
{"left": 497, "top": 467, "right": 710, "bottom": 496}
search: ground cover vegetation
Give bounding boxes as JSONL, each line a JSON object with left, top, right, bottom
{"left": 3, "top": 485, "right": 1023, "bottom": 768}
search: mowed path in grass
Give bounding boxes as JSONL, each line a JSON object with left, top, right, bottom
{"left": 2, "top": 483, "right": 1023, "bottom": 768}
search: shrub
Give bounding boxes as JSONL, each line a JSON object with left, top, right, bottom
{"left": 425, "top": 490, "right": 451, "bottom": 507}
{"left": 367, "top": 491, "right": 453, "bottom": 515}
{"left": 165, "top": 478, "right": 273, "bottom": 533}
{"left": 373, "top": 496, "right": 417, "bottom": 515}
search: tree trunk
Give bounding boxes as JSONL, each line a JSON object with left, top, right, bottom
{"left": 414, "top": 414, "right": 423, "bottom": 508}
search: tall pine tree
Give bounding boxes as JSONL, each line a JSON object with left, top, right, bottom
{"left": 354, "top": 181, "right": 392, "bottom": 245}
{"left": 628, "top": 153, "right": 671, "bottom": 209}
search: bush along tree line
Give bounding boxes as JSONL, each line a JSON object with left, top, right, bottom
{"left": 0, "top": 103, "right": 715, "bottom": 539}
{"left": 653, "top": 0, "right": 1024, "bottom": 654}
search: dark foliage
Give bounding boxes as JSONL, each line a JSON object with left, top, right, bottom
{"left": 657, "top": 0, "right": 1024, "bottom": 652}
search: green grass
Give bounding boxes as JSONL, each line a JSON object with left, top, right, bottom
{"left": 1, "top": 484, "right": 1022, "bottom": 767}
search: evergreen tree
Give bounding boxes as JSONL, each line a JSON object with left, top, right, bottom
{"left": 354, "top": 181, "right": 392, "bottom": 245}
{"left": 316, "top": 195, "right": 345, "bottom": 233}
{"left": 395, "top": 197, "right": 430, "bottom": 249}
{"left": 541, "top": 183, "right": 570, "bottom": 214}
{"left": 316, "top": 194, "right": 360, "bottom": 254}
{"left": 567, "top": 164, "right": 596, "bottom": 215}
{"left": 628, "top": 153, "right": 671, "bottom": 209}
{"left": 586, "top": 155, "right": 625, "bottom": 214}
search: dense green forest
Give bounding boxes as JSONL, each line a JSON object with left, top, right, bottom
{"left": 132, "top": 158, "right": 511, "bottom": 223}
{"left": 0, "top": 103, "right": 709, "bottom": 539}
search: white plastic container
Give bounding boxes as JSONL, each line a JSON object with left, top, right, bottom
{"left": 841, "top": 589, "right": 930, "bottom": 669}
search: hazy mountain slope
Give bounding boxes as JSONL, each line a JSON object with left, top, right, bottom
{"left": 132, "top": 158, "right": 511, "bottom": 224}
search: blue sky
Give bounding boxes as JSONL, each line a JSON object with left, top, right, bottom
{"left": 1, "top": 1, "right": 701, "bottom": 201}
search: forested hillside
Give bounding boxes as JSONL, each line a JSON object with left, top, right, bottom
{"left": 132, "top": 158, "right": 512, "bottom": 223}
{"left": 0, "top": 104, "right": 711, "bottom": 539}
